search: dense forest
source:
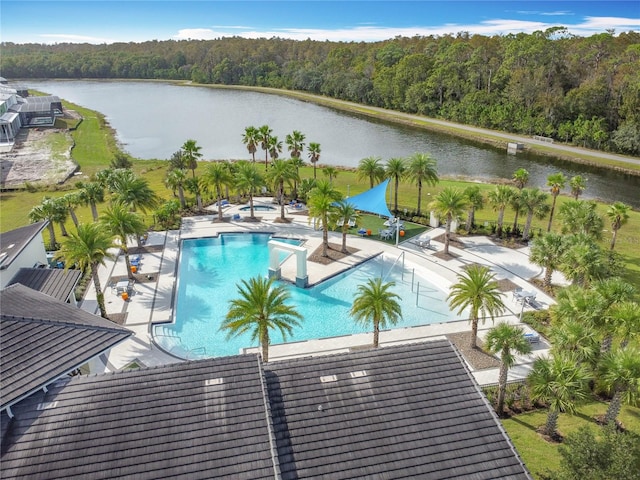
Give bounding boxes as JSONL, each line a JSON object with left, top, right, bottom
{"left": 2, "top": 28, "right": 639, "bottom": 155}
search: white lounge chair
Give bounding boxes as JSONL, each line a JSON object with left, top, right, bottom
{"left": 347, "top": 218, "right": 356, "bottom": 228}
{"left": 413, "top": 238, "right": 431, "bottom": 249}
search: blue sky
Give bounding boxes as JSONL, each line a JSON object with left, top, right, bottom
{"left": 1, "top": 1, "right": 638, "bottom": 44}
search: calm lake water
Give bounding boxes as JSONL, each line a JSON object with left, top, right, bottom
{"left": 28, "top": 79, "right": 640, "bottom": 207}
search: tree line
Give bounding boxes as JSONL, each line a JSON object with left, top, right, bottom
{"left": 2, "top": 28, "right": 639, "bottom": 155}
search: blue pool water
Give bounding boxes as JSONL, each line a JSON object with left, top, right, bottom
{"left": 239, "top": 204, "right": 275, "bottom": 211}
{"left": 153, "top": 233, "right": 461, "bottom": 359}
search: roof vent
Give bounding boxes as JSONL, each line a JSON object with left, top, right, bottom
{"left": 320, "top": 375, "right": 338, "bottom": 383}
{"left": 350, "top": 370, "right": 367, "bottom": 378}
{"left": 205, "top": 378, "right": 224, "bottom": 386}
{"left": 37, "top": 401, "right": 58, "bottom": 410}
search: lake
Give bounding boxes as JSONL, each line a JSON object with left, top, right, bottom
{"left": 27, "top": 80, "right": 640, "bottom": 207}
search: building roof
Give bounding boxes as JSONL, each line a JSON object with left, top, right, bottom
{"left": 14, "top": 95, "right": 62, "bottom": 113}
{"left": 0, "top": 354, "right": 280, "bottom": 480}
{"left": 0, "top": 284, "right": 133, "bottom": 411}
{"left": 265, "top": 340, "right": 530, "bottom": 479}
{"left": 0, "top": 221, "right": 47, "bottom": 270}
{"left": 8, "top": 267, "right": 82, "bottom": 302}
{"left": 0, "top": 340, "right": 531, "bottom": 479}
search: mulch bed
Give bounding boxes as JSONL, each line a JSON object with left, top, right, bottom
{"left": 446, "top": 331, "right": 501, "bottom": 370}
{"left": 431, "top": 234, "right": 466, "bottom": 249}
{"left": 308, "top": 242, "right": 360, "bottom": 265}
{"left": 108, "top": 313, "right": 128, "bottom": 325}
{"left": 432, "top": 250, "right": 460, "bottom": 261}
{"left": 496, "top": 278, "right": 520, "bottom": 292}
{"left": 272, "top": 217, "right": 293, "bottom": 224}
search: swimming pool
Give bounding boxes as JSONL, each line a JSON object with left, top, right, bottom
{"left": 239, "top": 204, "right": 275, "bottom": 211}
{"left": 153, "top": 233, "right": 462, "bottom": 359}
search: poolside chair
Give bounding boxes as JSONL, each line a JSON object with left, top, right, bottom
{"left": 412, "top": 238, "right": 431, "bottom": 249}
{"left": 130, "top": 255, "right": 142, "bottom": 266}
{"left": 232, "top": 213, "right": 242, "bottom": 221}
{"left": 524, "top": 333, "right": 540, "bottom": 344}
{"left": 347, "top": 218, "right": 356, "bottom": 228}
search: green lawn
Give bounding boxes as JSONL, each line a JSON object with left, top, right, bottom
{"left": 503, "top": 401, "right": 640, "bottom": 479}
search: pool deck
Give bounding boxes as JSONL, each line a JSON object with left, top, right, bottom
{"left": 80, "top": 199, "right": 563, "bottom": 386}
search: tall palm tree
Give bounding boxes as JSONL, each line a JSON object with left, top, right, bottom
{"left": 307, "top": 142, "right": 321, "bottom": 179}
{"left": 528, "top": 353, "right": 591, "bottom": 438}
{"left": 559, "top": 233, "right": 607, "bottom": 288}
{"left": 511, "top": 168, "right": 529, "bottom": 231}
{"left": 429, "top": 187, "right": 467, "bottom": 255}
{"left": 242, "top": 126, "right": 259, "bottom": 162}
{"left": 519, "top": 188, "right": 550, "bottom": 241}
{"left": 28, "top": 199, "right": 58, "bottom": 250}
{"left": 594, "top": 277, "right": 636, "bottom": 353}
{"left": 551, "top": 284, "right": 606, "bottom": 327}
{"left": 307, "top": 180, "right": 343, "bottom": 257}
{"left": 235, "top": 161, "right": 265, "bottom": 219}
{"left": 385, "top": 157, "right": 407, "bottom": 213}
{"left": 485, "top": 323, "right": 532, "bottom": 415}
{"left": 76, "top": 181, "right": 105, "bottom": 222}
{"left": 331, "top": 200, "right": 358, "bottom": 254}
{"left": 549, "top": 319, "right": 600, "bottom": 369}
{"left": 322, "top": 166, "right": 339, "bottom": 183}
{"left": 463, "top": 185, "right": 484, "bottom": 232}
{"left": 267, "top": 135, "right": 283, "bottom": 162}
{"left": 408, "top": 152, "right": 438, "bottom": 216}
{"left": 109, "top": 170, "right": 160, "bottom": 214}
{"left": 606, "top": 201, "right": 631, "bottom": 251}
{"left": 222, "top": 276, "right": 302, "bottom": 363}
{"left": 184, "top": 176, "right": 204, "bottom": 211}
{"left": 597, "top": 347, "right": 640, "bottom": 426}
{"left": 487, "top": 185, "right": 515, "bottom": 237}
{"left": 290, "top": 156, "right": 306, "bottom": 198}
{"left": 62, "top": 191, "right": 82, "bottom": 229}
{"left": 285, "top": 130, "right": 306, "bottom": 159}
{"left": 100, "top": 202, "right": 146, "bottom": 280}
{"left": 357, "top": 156, "right": 385, "bottom": 189}
{"left": 266, "top": 159, "right": 298, "bottom": 220}
{"left": 257, "top": 125, "right": 273, "bottom": 169}
{"left": 350, "top": 278, "right": 402, "bottom": 348}
{"left": 203, "top": 161, "right": 234, "bottom": 222}
{"left": 56, "top": 223, "right": 116, "bottom": 319}
{"left": 529, "top": 232, "right": 567, "bottom": 289}
{"left": 181, "top": 139, "right": 202, "bottom": 178}
{"left": 546, "top": 172, "right": 567, "bottom": 232}
{"left": 448, "top": 264, "right": 506, "bottom": 349}
{"left": 558, "top": 200, "right": 604, "bottom": 239}
{"left": 569, "top": 175, "right": 587, "bottom": 200}
{"left": 164, "top": 168, "right": 188, "bottom": 209}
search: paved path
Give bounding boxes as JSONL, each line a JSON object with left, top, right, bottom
{"left": 80, "top": 203, "right": 557, "bottom": 386}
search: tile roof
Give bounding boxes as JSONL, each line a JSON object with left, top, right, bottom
{"left": 0, "top": 284, "right": 132, "bottom": 411}
{"left": 1, "top": 354, "right": 280, "bottom": 480}
{"left": 0, "top": 221, "right": 47, "bottom": 270}
{"left": 265, "top": 340, "right": 531, "bottom": 479}
{"left": 8, "top": 267, "right": 82, "bottom": 302}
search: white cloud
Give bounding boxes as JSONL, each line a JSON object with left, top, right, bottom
{"left": 37, "top": 33, "right": 116, "bottom": 44}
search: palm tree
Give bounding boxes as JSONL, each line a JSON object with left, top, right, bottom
{"left": 357, "top": 156, "right": 385, "bottom": 189}
{"left": 350, "top": 278, "right": 402, "bottom": 348}
{"left": 307, "top": 180, "right": 343, "bottom": 257}
{"left": 429, "top": 187, "right": 467, "bottom": 255}
{"left": 285, "top": 130, "right": 305, "bottom": 159}
{"left": 290, "top": 156, "right": 306, "bottom": 198}
{"left": 181, "top": 139, "right": 202, "bottom": 178}
{"left": 551, "top": 284, "right": 606, "bottom": 327}
{"left": 331, "top": 200, "right": 358, "bottom": 254}
{"left": 488, "top": 185, "right": 515, "bottom": 237}
{"left": 61, "top": 192, "right": 82, "bottom": 229}
{"left": 549, "top": 319, "right": 600, "bottom": 369}
{"left": 184, "top": 176, "right": 204, "bottom": 211}
{"left": 203, "top": 161, "right": 234, "bottom": 222}
{"left": 569, "top": 175, "right": 587, "bottom": 200}
{"left": 559, "top": 234, "right": 607, "bottom": 287}
{"left": 56, "top": 223, "right": 116, "bottom": 319}
{"left": 109, "top": 170, "right": 160, "bottom": 214}
{"left": 100, "top": 203, "right": 146, "bottom": 280}
{"left": 257, "top": 125, "right": 273, "bottom": 169}
{"left": 168, "top": 149, "right": 189, "bottom": 171}
{"left": 266, "top": 159, "right": 298, "bottom": 220}
{"left": 463, "top": 185, "right": 484, "bottom": 232}
{"left": 546, "top": 172, "right": 567, "bottom": 232}
{"left": 485, "top": 323, "right": 532, "bottom": 415}
{"left": 76, "top": 181, "right": 105, "bottom": 222}
{"left": 322, "top": 166, "right": 339, "bottom": 183}
{"left": 594, "top": 278, "right": 637, "bottom": 353}
{"left": 28, "top": 199, "right": 58, "bottom": 250}
{"left": 528, "top": 353, "right": 591, "bottom": 438}
{"left": 408, "top": 152, "right": 438, "bottom": 216}
{"left": 222, "top": 276, "right": 302, "bottom": 362}
{"left": 610, "top": 301, "right": 640, "bottom": 348}
{"left": 597, "top": 347, "right": 640, "bottom": 426}
{"left": 448, "top": 264, "right": 506, "bottom": 349}
{"left": 511, "top": 168, "right": 529, "bottom": 231}
{"left": 385, "top": 157, "right": 407, "bottom": 213}
{"left": 519, "top": 188, "right": 550, "bottom": 241}
{"left": 267, "top": 135, "right": 283, "bottom": 162}
{"left": 164, "top": 168, "right": 188, "bottom": 209}
{"left": 605, "top": 201, "right": 631, "bottom": 251}
{"left": 529, "top": 232, "right": 567, "bottom": 289}
{"left": 235, "top": 161, "right": 265, "bottom": 219}
{"left": 242, "top": 126, "right": 259, "bottom": 162}
{"left": 558, "top": 200, "right": 604, "bottom": 239}
{"left": 307, "top": 142, "right": 321, "bottom": 179}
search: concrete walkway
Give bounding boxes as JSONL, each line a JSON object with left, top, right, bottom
{"left": 80, "top": 202, "right": 560, "bottom": 386}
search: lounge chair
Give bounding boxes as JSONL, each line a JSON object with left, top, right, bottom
{"left": 232, "top": 213, "right": 242, "bottom": 221}
{"left": 130, "top": 255, "right": 142, "bottom": 266}
{"left": 347, "top": 218, "right": 356, "bottom": 228}
{"left": 412, "top": 238, "right": 431, "bottom": 249}
{"left": 524, "top": 333, "right": 540, "bottom": 344}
